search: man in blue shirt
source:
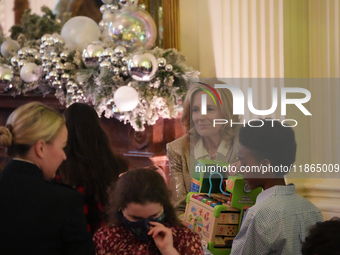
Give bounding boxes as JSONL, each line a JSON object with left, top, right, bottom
{"left": 231, "top": 120, "right": 323, "bottom": 255}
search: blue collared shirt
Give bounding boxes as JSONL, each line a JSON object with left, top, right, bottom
{"left": 230, "top": 184, "right": 323, "bottom": 255}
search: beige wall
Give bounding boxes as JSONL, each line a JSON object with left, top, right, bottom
{"left": 180, "top": 0, "right": 340, "bottom": 220}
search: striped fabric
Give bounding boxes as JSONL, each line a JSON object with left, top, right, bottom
{"left": 230, "top": 184, "right": 323, "bottom": 255}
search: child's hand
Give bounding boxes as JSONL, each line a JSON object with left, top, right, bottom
{"left": 148, "top": 222, "right": 179, "bottom": 255}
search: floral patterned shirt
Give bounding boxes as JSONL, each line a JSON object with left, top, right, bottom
{"left": 93, "top": 224, "right": 204, "bottom": 255}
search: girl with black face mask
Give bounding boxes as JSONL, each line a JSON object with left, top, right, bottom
{"left": 93, "top": 167, "right": 204, "bottom": 255}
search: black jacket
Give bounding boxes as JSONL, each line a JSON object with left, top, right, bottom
{"left": 0, "top": 160, "right": 95, "bottom": 255}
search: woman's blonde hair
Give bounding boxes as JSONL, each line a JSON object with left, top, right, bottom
{"left": 181, "top": 79, "right": 240, "bottom": 145}
{"left": 0, "top": 102, "right": 65, "bottom": 157}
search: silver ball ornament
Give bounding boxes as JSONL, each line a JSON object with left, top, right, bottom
{"left": 33, "top": 52, "right": 41, "bottom": 61}
{"left": 41, "top": 34, "right": 51, "bottom": 43}
{"left": 44, "top": 38, "right": 54, "bottom": 47}
{"left": 56, "top": 63, "right": 65, "bottom": 74}
{"left": 43, "top": 67, "right": 50, "bottom": 73}
{"left": 121, "top": 66, "right": 128, "bottom": 76}
{"left": 101, "top": 48, "right": 115, "bottom": 60}
{"left": 50, "top": 51, "right": 58, "bottom": 58}
{"left": 114, "top": 46, "right": 127, "bottom": 57}
{"left": 66, "top": 81, "right": 73, "bottom": 89}
{"left": 67, "top": 88, "right": 74, "bottom": 95}
{"left": 52, "top": 57, "right": 61, "bottom": 65}
{"left": 119, "top": 0, "right": 138, "bottom": 6}
{"left": 112, "top": 67, "right": 120, "bottom": 75}
{"left": 77, "top": 89, "right": 84, "bottom": 96}
{"left": 127, "top": 53, "right": 158, "bottom": 81}
{"left": 18, "top": 48, "right": 27, "bottom": 58}
{"left": 100, "top": 60, "right": 111, "bottom": 68}
{"left": 41, "top": 55, "right": 51, "bottom": 63}
{"left": 108, "top": 4, "right": 119, "bottom": 11}
{"left": 60, "top": 51, "right": 69, "bottom": 61}
{"left": 71, "top": 95, "right": 78, "bottom": 102}
{"left": 165, "top": 64, "right": 173, "bottom": 72}
{"left": 10, "top": 56, "right": 20, "bottom": 66}
{"left": 0, "top": 65, "right": 12, "bottom": 86}
{"left": 106, "top": 98, "right": 114, "bottom": 107}
{"left": 54, "top": 37, "right": 65, "bottom": 46}
{"left": 18, "top": 59, "right": 28, "bottom": 67}
{"left": 121, "top": 56, "right": 129, "bottom": 65}
{"left": 39, "top": 49, "right": 45, "bottom": 55}
{"left": 43, "top": 60, "right": 53, "bottom": 69}
{"left": 110, "top": 56, "right": 119, "bottom": 65}
{"left": 61, "top": 73, "right": 70, "bottom": 83}
{"left": 49, "top": 71, "right": 58, "bottom": 81}
{"left": 71, "top": 83, "right": 79, "bottom": 90}
{"left": 52, "top": 80, "right": 62, "bottom": 89}
{"left": 157, "top": 57, "right": 166, "bottom": 67}
{"left": 82, "top": 41, "right": 106, "bottom": 68}
{"left": 100, "top": 5, "right": 107, "bottom": 14}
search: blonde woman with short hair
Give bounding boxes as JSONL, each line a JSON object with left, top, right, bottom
{"left": 0, "top": 102, "right": 94, "bottom": 255}
{"left": 167, "top": 79, "right": 240, "bottom": 215}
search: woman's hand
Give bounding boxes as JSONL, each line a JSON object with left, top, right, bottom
{"left": 148, "top": 222, "right": 179, "bottom": 255}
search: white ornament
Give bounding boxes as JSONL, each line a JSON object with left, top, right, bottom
{"left": 114, "top": 86, "right": 139, "bottom": 112}
{"left": 1, "top": 39, "right": 20, "bottom": 57}
{"left": 61, "top": 16, "right": 101, "bottom": 51}
{"left": 20, "top": 63, "right": 41, "bottom": 82}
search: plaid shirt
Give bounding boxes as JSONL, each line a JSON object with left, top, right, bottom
{"left": 55, "top": 175, "right": 105, "bottom": 236}
{"left": 230, "top": 184, "right": 323, "bottom": 255}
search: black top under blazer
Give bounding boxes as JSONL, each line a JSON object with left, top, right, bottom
{"left": 0, "top": 160, "right": 95, "bottom": 255}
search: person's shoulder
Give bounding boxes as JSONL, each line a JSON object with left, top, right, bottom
{"left": 42, "top": 181, "right": 81, "bottom": 200}
{"left": 291, "top": 193, "right": 322, "bottom": 212}
{"left": 167, "top": 134, "right": 189, "bottom": 149}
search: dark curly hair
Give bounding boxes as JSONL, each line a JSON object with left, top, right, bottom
{"left": 302, "top": 217, "right": 340, "bottom": 255}
{"left": 239, "top": 119, "right": 297, "bottom": 176}
{"left": 106, "top": 167, "right": 181, "bottom": 227}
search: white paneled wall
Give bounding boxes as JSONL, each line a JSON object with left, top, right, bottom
{"left": 180, "top": 0, "right": 340, "bottom": 220}
{"left": 0, "top": 0, "right": 55, "bottom": 37}
{"left": 0, "top": 0, "right": 14, "bottom": 36}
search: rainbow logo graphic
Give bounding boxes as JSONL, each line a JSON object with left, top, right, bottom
{"left": 196, "top": 82, "right": 222, "bottom": 115}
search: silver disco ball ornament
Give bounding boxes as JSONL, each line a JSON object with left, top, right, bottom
{"left": 82, "top": 41, "right": 106, "bottom": 68}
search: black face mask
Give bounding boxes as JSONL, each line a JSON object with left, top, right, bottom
{"left": 123, "top": 212, "right": 165, "bottom": 242}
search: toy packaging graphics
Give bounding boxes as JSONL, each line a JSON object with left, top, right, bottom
{"left": 184, "top": 160, "right": 262, "bottom": 254}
